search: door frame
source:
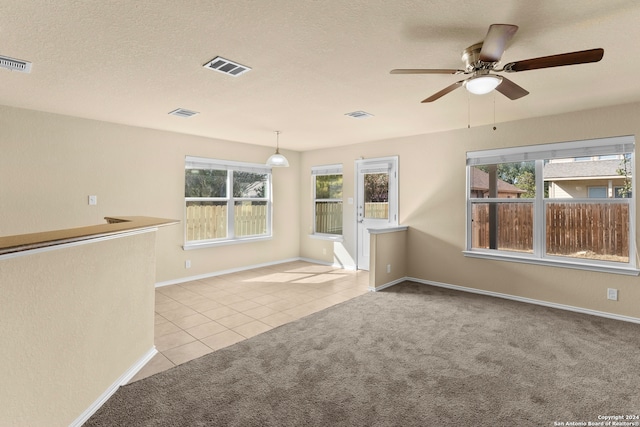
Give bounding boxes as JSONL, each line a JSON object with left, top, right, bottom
{"left": 355, "top": 156, "right": 399, "bottom": 270}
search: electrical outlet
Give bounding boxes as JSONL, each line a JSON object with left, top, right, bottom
{"left": 607, "top": 288, "right": 618, "bottom": 301}
{"left": 386, "top": 264, "right": 391, "bottom": 274}
{"left": 185, "top": 260, "right": 191, "bottom": 269}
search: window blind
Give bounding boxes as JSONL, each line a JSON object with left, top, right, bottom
{"left": 311, "top": 164, "right": 343, "bottom": 175}
{"left": 466, "top": 135, "right": 635, "bottom": 166}
{"left": 358, "top": 162, "right": 392, "bottom": 174}
{"left": 185, "top": 156, "right": 271, "bottom": 174}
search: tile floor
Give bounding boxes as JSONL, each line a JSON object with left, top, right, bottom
{"left": 130, "top": 260, "right": 370, "bottom": 383}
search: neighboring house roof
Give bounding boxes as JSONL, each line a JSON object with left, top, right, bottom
{"left": 543, "top": 159, "right": 625, "bottom": 180}
{"left": 470, "top": 167, "right": 526, "bottom": 194}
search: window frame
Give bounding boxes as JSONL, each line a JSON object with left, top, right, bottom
{"left": 311, "top": 164, "right": 344, "bottom": 241}
{"left": 184, "top": 156, "right": 272, "bottom": 249}
{"left": 464, "top": 136, "right": 638, "bottom": 276}
{"left": 587, "top": 186, "right": 608, "bottom": 198}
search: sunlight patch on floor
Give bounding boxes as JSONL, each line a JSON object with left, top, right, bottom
{"left": 293, "top": 273, "right": 349, "bottom": 283}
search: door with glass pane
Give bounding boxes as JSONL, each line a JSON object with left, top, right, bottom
{"left": 356, "top": 157, "right": 398, "bottom": 270}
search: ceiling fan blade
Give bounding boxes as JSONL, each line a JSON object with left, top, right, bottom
{"left": 495, "top": 76, "right": 529, "bottom": 100}
{"left": 479, "top": 24, "right": 519, "bottom": 63}
{"left": 390, "top": 69, "right": 462, "bottom": 75}
{"left": 421, "top": 80, "right": 465, "bottom": 103}
{"left": 503, "top": 48, "right": 604, "bottom": 72}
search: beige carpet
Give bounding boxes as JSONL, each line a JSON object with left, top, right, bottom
{"left": 86, "top": 281, "right": 640, "bottom": 426}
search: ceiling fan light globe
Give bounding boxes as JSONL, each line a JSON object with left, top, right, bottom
{"left": 465, "top": 75, "right": 503, "bottom": 95}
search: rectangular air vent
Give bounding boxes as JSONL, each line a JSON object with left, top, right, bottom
{"left": 168, "top": 108, "right": 199, "bottom": 118}
{"left": 0, "top": 55, "right": 32, "bottom": 73}
{"left": 203, "top": 56, "right": 251, "bottom": 77}
{"left": 345, "top": 111, "right": 374, "bottom": 119}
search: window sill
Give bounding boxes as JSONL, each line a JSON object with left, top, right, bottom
{"left": 309, "top": 234, "right": 344, "bottom": 242}
{"left": 462, "top": 250, "right": 640, "bottom": 276}
{"left": 183, "top": 235, "right": 272, "bottom": 250}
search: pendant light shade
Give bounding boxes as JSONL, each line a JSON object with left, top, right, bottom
{"left": 266, "top": 131, "right": 289, "bottom": 167}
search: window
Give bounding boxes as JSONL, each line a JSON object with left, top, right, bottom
{"left": 363, "top": 171, "right": 389, "bottom": 219}
{"left": 184, "top": 156, "right": 271, "bottom": 248}
{"left": 312, "top": 164, "right": 343, "bottom": 237}
{"left": 588, "top": 186, "right": 607, "bottom": 198}
{"left": 465, "top": 136, "right": 636, "bottom": 274}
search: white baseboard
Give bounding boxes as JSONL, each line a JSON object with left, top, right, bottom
{"left": 374, "top": 276, "right": 640, "bottom": 325}
{"left": 369, "top": 277, "right": 406, "bottom": 292}
{"left": 70, "top": 347, "right": 157, "bottom": 427}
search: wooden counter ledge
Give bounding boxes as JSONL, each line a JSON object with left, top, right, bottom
{"left": 0, "top": 216, "right": 179, "bottom": 256}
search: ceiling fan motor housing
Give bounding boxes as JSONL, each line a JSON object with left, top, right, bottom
{"left": 462, "top": 43, "right": 495, "bottom": 73}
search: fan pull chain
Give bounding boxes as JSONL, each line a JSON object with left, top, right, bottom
{"left": 467, "top": 91, "right": 471, "bottom": 129}
{"left": 493, "top": 93, "right": 497, "bottom": 131}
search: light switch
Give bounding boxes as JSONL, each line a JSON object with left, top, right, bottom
{"left": 88, "top": 195, "right": 97, "bottom": 206}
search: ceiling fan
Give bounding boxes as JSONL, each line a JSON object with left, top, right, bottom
{"left": 391, "top": 24, "right": 604, "bottom": 102}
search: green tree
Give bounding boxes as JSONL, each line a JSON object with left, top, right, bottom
{"left": 616, "top": 154, "right": 632, "bottom": 198}
{"left": 185, "top": 169, "right": 227, "bottom": 197}
{"left": 483, "top": 162, "right": 535, "bottom": 185}
{"left": 364, "top": 173, "right": 388, "bottom": 202}
{"left": 316, "top": 175, "right": 343, "bottom": 199}
{"left": 477, "top": 162, "right": 544, "bottom": 197}
{"left": 233, "top": 172, "right": 266, "bottom": 198}
{"left": 516, "top": 170, "right": 536, "bottom": 198}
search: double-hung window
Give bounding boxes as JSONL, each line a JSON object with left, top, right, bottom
{"left": 312, "top": 164, "right": 343, "bottom": 237}
{"left": 465, "top": 135, "right": 637, "bottom": 274}
{"left": 184, "top": 156, "right": 272, "bottom": 248}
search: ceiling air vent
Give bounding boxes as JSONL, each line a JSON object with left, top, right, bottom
{"left": 203, "top": 56, "right": 251, "bottom": 77}
{"left": 168, "top": 108, "right": 199, "bottom": 118}
{"left": 345, "top": 111, "right": 374, "bottom": 119}
{"left": 0, "top": 55, "right": 32, "bottom": 73}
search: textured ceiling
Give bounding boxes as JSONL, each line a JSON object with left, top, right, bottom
{"left": 1, "top": 1, "right": 639, "bottom": 151}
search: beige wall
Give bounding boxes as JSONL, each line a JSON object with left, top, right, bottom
{"left": 0, "top": 105, "right": 300, "bottom": 283}
{"left": 301, "top": 102, "right": 640, "bottom": 319}
{"left": 0, "top": 231, "right": 157, "bottom": 426}
{"left": 2, "top": 101, "right": 639, "bottom": 316}
{"left": 2, "top": 99, "right": 640, "bottom": 424}
{"left": 370, "top": 229, "right": 408, "bottom": 289}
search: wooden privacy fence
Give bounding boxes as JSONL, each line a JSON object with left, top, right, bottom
{"left": 365, "top": 202, "right": 389, "bottom": 219}
{"left": 472, "top": 203, "right": 534, "bottom": 252}
{"left": 186, "top": 203, "right": 267, "bottom": 241}
{"left": 472, "top": 202, "right": 629, "bottom": 259}
{"left": 546, "top": 203, "right": 629, "bottom": 259}
{"left": 315, "top": 202, "right": 343, "bottom": 234}
{"left": 188, "top": 201, "right": 390, "bottom": 240}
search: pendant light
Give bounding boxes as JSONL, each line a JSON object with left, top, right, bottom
{"left": 266, "top": 131, "right": 289, "bottom": 167}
